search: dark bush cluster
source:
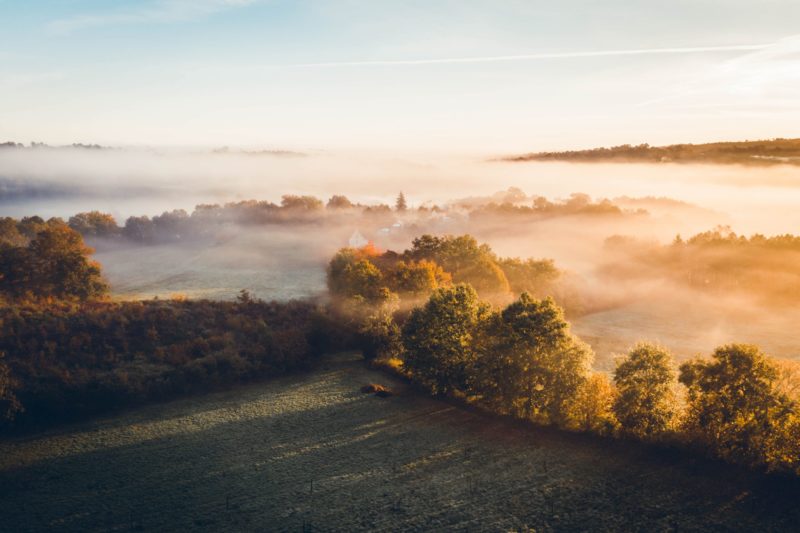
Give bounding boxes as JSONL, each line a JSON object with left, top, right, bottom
{"left": 0, "top": 295, "right": 322, "bottom": 431}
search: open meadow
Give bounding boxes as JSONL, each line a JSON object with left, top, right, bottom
{"left": 1, "top": 353, "right": 797, "bottom": 532}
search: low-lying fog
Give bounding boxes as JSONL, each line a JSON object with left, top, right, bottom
{"left": 4, "top": 146, "right": 800, "bottom": 232}
{"left": 3, "top": 146, "right": 800, "bottom": 366}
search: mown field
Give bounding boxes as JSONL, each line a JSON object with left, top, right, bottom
{"left": 2, "top": 354, "right": 797, "bottom": 532}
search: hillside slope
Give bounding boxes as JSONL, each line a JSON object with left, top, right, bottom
{"left": 1, "top": 354, "right": 797, "bottom": 531}
{"left": 503, "top": 138, "right": 800, "bottom": 165}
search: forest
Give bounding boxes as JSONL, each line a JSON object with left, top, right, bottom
{"left": 1, "top": 211, "right": 799, "bottom": 479}
{"left": 504, "top": 138, "right": 800, "bottom": 165}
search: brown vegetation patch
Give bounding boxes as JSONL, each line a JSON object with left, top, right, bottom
{"left": 360, "top": 383, "right": 388, "bottom": 394}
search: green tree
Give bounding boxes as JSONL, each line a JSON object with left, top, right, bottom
{"left": 679, "top": 344, "right": 794, "bottom": 466}
{"left": 357, "top": 301, "right": 403, "bottom": 361}
{"left": 613, "top": 343, "right": 679, "bottom": 439}
{"left": 474, "top": 293, "right": 592, "bottom": 424}
{"left": 402, "top": 284, "right": 491, "bottom": 395}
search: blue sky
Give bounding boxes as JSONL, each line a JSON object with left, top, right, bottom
{"left": 2, "top": 1, "right": 800, "bottom": 152}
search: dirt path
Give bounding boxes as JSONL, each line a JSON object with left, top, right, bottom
{"left": 1, "top": 354, "right": 797, "bottom": 532}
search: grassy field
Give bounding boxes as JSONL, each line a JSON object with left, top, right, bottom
{"left": 1, "top": 353, "right": 798, "bottom": 532}
{"left": 572, "top": 297, "right": 800, "bottom": 370}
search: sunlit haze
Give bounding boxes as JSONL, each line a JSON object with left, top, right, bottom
{"left": 3, "top": 4, "right": 800, "bottom": 531}
{"left": 3, "top": 1, "right": 800, "bottom": 152}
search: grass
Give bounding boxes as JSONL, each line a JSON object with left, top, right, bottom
{"left": 1, "top": 353, "right": 798, "bottom": 531}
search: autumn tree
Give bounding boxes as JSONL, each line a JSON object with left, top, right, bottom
{"left": 565, "top": 372, "right": 618, "bottom": 434}
{"left": 406, "top": 235, "right": 510, "bottom": 296}
{"left": 387, "top": 259, "right": 451, "bottom": 298}
{"left": 0, "top": 217, "right": 27, "bottom": 247}
{"left": 30, "top": 224, "right": 106, "bottom": 299}
{"left": 326, "top": 248, "right": 386, "bottom": 303}
{"left": 281, "top": 195, "right": 324, "bottom": 211}
{"left": 679, "top": 344, "right": 795, "bottom": 466}
{"left": 326, "top": 195, "right": 354, "bottom": 209}
{"left": 18, "top": 216, "right": 47, "bottom": 240}
{"left": 0, "top": 222, "right": 107, "bottom": 300}
{"left": 498, "top": 257, "right": 560, "bottom": 298}
{"left": 613, "top": 343, "right": 679, "bottom": 439}
{"left": 68, "top": 211, "right": 120, "bottom": 238}
{"left": 402, "top": 284, "right": 491, "bottom": 395}
{"left": 473, "top": 293, "right": 592, "bottom": 424}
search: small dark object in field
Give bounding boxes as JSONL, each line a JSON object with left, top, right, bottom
{"left": 361, "top": 383, "right": 393, "bottom": 397}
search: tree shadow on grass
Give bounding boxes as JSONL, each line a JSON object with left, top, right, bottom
{"left": 1, "top": 362, "right": 798, "bottom": 532}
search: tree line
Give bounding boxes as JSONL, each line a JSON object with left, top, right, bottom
{"left": 503, "top": 137, "right": 800, "bottom": 165}
{"left": 326, "top": 238, "right": 800, "bottom": 476}
{"left": 602, "top": 226, "right": 800, "bottom": 306}
{"left": 56, "top": 190, "right": 642, "bottom": 247}
{"left": 402, "top": 286, "right": 800, "bottom": 475}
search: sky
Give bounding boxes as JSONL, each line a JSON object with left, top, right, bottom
{"left": 1, "top": 0, "right": 800, "bottom": 154}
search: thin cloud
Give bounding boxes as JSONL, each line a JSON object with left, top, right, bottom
{"left": 48, "top": 0, "right": 258, "bottom": 34}
{"left": 636, "top": 34, "right": 800, "bottom": 111}
{"left": 281, "top": 44, "right": 770, "bottom": 68}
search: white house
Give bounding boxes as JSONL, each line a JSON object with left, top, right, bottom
{"left": 348, "top": 230, "right": 369, "bottom": 248}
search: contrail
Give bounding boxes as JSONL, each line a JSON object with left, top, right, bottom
{"left": 286, "top": 44, "right": 771, "bottom": 68}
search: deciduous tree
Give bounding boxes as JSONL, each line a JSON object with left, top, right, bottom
{"left": 474, "top": 293, "right": 592, "bottom": 424}
{"left": 679, "top": 344, "right": 794, "bottom": 466}
{"left": 402, "top": 284, "right": 491, "bottom": 395}
{"left": 613, "top": 343, "right": 679, "bottom": 439}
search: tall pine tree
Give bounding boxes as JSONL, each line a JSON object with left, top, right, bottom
{"left": 395, "top": 192, "right": 407, "bottom": 211}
